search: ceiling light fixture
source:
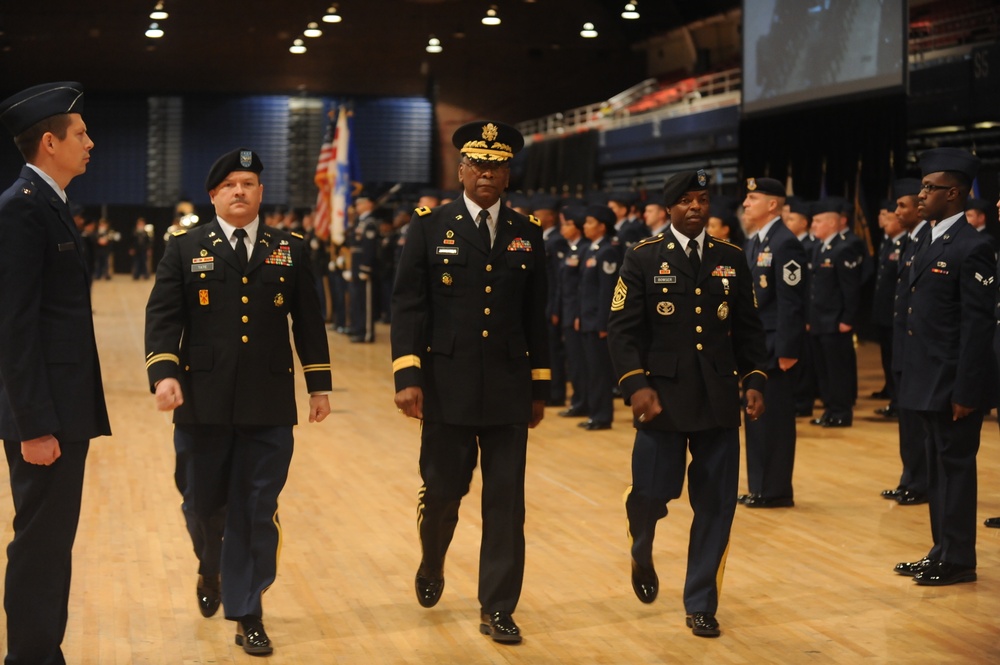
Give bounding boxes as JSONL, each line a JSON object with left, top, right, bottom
{"left": 150, "top": 2, "right": 168, "bottom": 20}
{"left": 145, "top": 22, "right": 164, "bottom": 38}
{"left": 289, "top": 38, "right": 307, "bottom": 54}
{"left": 580, "top": 22, "right": 598, "bottom": 38}
{"left": 322, "top": 4, "right": 342, "bottom": 23}
{"left": 621, "top": 2, "right": 639, "bottom": 20}
{"left": 426, "top": 35, "right": 443, "bottom": 53}
{"left": 304, "top": 22, "right": 322, "bottom": 38}
{"left": 482, "top": 5, "right": 501, "bottom": 26}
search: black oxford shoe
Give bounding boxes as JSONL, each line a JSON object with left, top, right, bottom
{"left": 415, "top": 571, "right": 445, "bottom": 608}
{"left": 197, "top": 574, "right": 221, "bottom": 618}
{"left": 871, "top": 389, "right": 889, "bottom": 399}
{"left": 577, "top": 420, "right": 593, "bottom": 428}
{"left": 881, "top": 488, "right": 903, "bottom": 500}
{"left": 737, "top": 493, "right": 756, "bottom": 505}
{"left": 479, "top": 611, "right": 522, "bottom": 644}
{"left": 235, "top": 616, "right": 273, "bottom": 656}
{"left": 985, "top": 517, "right": 1000, "bottom": 528}
{"left": 894, "top": 557, "right": 935, "bottom": 577}
{"left": 686, "top": 612, "right": 721, "bottom": 638}
{"left": 558, "top": 407, "right": 588, "bottom": 418}
{"left": 809, "top": 416, "right": 828, "bottom": 426}
{"left": 742, "top": 495, "right": 794, "bottom": 508}
{"left": 584, "top": 421, "right": 612, "bottom": 431}
{"left": 895, "top": 490, "right": 928, "bottom": 506}
{"left": 874, "top": 406, "right": 898, "bottom": 418}
{"left": 821, "top": 418, "right": 851, "bottom": 428}
{"left": 631, "top": 558, "right": 658, "bottom": 604}
{"left": 913, "top": 561, "right": 977, "bottom": 586}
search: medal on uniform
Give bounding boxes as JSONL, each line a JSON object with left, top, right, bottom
{"left": 274, "top": 293, "right": 284, "bottom": 307}
{"left": 441, "top": 273, "right": 453, "bottom": 286}
{"left": 722, "top": 277, "right": 730, "bottom": 295}
{"left": 200, "top": 249, "right": 208, "bottom": 257}
{"left": 759, "top": 274, "right": 767, "bottom": 288}
{"left": 656, "top": 301, "right": 675, "bottom": 316}
{"left": 718, "top": 302, "right": 729, "bottom": 320}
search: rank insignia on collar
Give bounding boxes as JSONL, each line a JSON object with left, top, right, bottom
{"left": 212, "top": 238, "right": 223, "bottom": 246}
{"left": 455, "top": 214, "right": 464, "bottom": 221}
{"left": 209, "top": 231, "right": 217, "bottom": 237}
{"left": 667, "top": 242, "right": 676, "bottom": 250}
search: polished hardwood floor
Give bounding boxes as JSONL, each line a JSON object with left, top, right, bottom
{"left": 2, "top": 277, "right": 999, "bottom": 664}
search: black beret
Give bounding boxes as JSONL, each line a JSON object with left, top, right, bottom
{"left": 608, "top": 190, "right": 636, "bottom": 207}
{"left": 453, "top": 120, "right": 523, "bottom": 163}
{"left": 966, "top": 198, "right": 990, "bottom": 214}
{"left": 506, "top": 191, "right": 531, "bottom": 210}
{"left": 0, "top": 81, "right": 84, "bottom": 136}
{"left": 745, "top": 177, "right": 786, "bottom": 197}
{"left": 417, "top": 187, "right": 440, "bottom": 200}
{"left": 562, "top": 204, "right": 587, "bottom": 230}
{"left": 893, "top": 178, "right": 922, "bottom": 198}
{"left": 879, "top": 199, "right": 896, "bottom": 211}
{"left": 662, "top": 169, "right": 710, "bottom": 207}
{"left": 205, "top": 148, "right": 263, "bottom": 192}
{"left": 530, "top": 193, "right": 559, "bottom": 211}
{"left": 811, "top": 199, "right": 843, "bottom": 216}
{"left": 919, "top": 147, "right": 980, "bottom": 180}
{"left": 788, "top": 198, "right": 813, "bottom": 216}
{"left": 585, "top": 191, "right": 610, "bottom": 206}
{"left": 585, "top": 204, "right": 616, "bottom": 229}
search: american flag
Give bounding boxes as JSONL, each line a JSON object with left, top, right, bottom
{"left": 314, "top": 105, "right": 355, "bottom": 245}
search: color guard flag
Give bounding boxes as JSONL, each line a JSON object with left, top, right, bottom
{"left": 314, "top": 105, "right": 359, "bottom": 245}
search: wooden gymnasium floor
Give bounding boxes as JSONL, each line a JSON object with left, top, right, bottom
{"left": 1, "top": 277, "right": 998, "bottom": 665}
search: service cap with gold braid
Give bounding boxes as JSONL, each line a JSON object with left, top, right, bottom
{"left": 452, "top": 120, "right": 524, "bottom": 164}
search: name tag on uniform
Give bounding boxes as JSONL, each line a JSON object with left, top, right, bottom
{"left": 436, "top": 246, "right": 459, "bottom": 255}
{"left": 653, "top": 275, "right": 677, "bottom": 284}
{"left": 58, "top": 242, "right": 76, "bottom": 252}
{"left": 191, "top": 256, "right": 215, "bottom": 272}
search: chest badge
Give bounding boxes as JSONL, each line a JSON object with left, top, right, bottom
{"left": 759, "top": 274, "right": 768, "bottom": 289}
{"left": 199, "top": 289, "right": 209, "bottom": 306}
{"left": 718, "top": 302, "right": 729, "bottom": 320}
{"left": 274, "top": 293, "right": 284, "bottom": 307}
{"left": 656, "top": 301, "right": 675, "bottom": 316}
{"left": 200, "top": 249, "right": 208, "bottom": 257}
{"left": 441, "top": 273, "right": 453, "bottom": 286}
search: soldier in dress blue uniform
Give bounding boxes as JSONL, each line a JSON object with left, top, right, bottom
{"left": 610, "top": 191, "right": 649, "bottom": 249}
{"left": 145, "top": 148, "right": 332, "bottom": 655}
{"left": 739, "top": 177, "right": 806, "bottom": 508}
{"left": 538, "top": 193, "right": 568, "bottom": 407}
{"left": 807, "top": 200, "right": 863, "bottom": 427}
{"left": 0, "top": 81, "right": 111, "bottom": 665}
{"left": 784, "top": 198, "right": 820, "bottom": 417}
{"left": 608, "top": 169, "right": 767, "bottom": 638}
{"left": 881, "top": 178, "right": 930, "bottom": 507}
{"left": 391, "top": 121, "right": 549, "bottom": 644}
{"left": 577, "top": 204, "right": 621, "bottom": 430}
{"left": 871, "top": 199, "right": 907, "bottom": 418}
{"left": 893, "top": 148, "right": 996, "bottom": 586}
{"left": 555, "top": 204, "right": 589, "bottom": 418}
{"left": 348, "top": 191, "right": 380, "bottom": 342}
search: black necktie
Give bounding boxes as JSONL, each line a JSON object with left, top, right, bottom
{"left": 233, "top": 228, "right": 248, "bottom": 271}
{"left": 687, "top": 238, "right": 701, "bottom": 275}
{"left": 752, "top": 233, "right": 762, "bottom": 258}
{"left": 477, "top": 210, "right": 492, "bottom": 249}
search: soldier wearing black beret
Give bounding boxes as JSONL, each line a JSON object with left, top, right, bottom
{"left": 739, "top": 177, "right": 806, "bottom": 508}
{"left": 391, "top": 120, "right": 549, "bottom": 644}
{"left": 145, "top": 147, "right": 332, "bottom": 654}
{"left": 608, "top": 169, "right": 767, "bottom": 637}
{"left": 893, "top": 148, "right": 996, "bottom": 586}
{"left": 0, "top": 81, "right": 110, "bottom": 664}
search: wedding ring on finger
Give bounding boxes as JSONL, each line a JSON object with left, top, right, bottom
{"left": 638, "top": 413, "right": 646, "bottom": 423}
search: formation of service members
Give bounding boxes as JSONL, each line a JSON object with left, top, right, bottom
{"left": 347, "top": 191, "right": 380, "bottom": 342}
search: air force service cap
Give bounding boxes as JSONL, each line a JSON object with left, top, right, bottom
{"left": 745, "top": 177, "right": 786, "bottom": 197}
{"left": 919, "top": 147, "right": 980, "bottom": 181}
{"left": 0, "top": 81, "right": 84, "bottom": 136}
{"left": 662, "top": 169, "right": 710, "bottom": 207}
{"left": 205, "top": 148, "right": 264, "bottom": 192}
{"left": 893, "top": 178, "right": 922, "bottom": 199}
{"left": 453, "top": 120, "right": 524, "bottom": 163}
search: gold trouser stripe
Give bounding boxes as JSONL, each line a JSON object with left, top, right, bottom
{"left": 302, "top": 364, "right": 331, "bottom": 372}
{"left": 532, "top": 368, "right": 551, "bottom": 381}
{"left": 716, "top": 538, "right": 731, "bottom": 600}
{"left": 743, "top": 369, "right": 768, "bottom": 382}
{"left": 393, "top": 355, "right": 421, "bottom": 372}
{"left": 618, "top": 369, "right": 644, "bottom": 385}
{"left": 259, "top": 501, "right": 283, "bottom": 605}
{"left": 145, "top": 353, "right": 179, "bottom": 370}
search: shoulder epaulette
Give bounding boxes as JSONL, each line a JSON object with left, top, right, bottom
{"left": 632, "top": 235, "right": 664, "bottom": 250}
{"left": 710, "top": 237, "right": 742, "bottom": 251}
{"left": 415, "top": 206, "right": 432, "bottom": 217}
{"left": 291, "top": 231, "right": 304, "bottom": 240}
{"left": 528, "top": 214, "right": 541, "bottom": 227}
{"left": 171, "top": 229, "right": 187, "bottom": 237}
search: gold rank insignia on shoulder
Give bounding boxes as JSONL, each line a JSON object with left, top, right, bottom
{"left": 416, "top": 206, "right": 432, "bottom": 216}
{"left": 172, "top": 229, "right": 187, "bottom": 236}
{"left": 528, "top": 214, "right": 541, "bottom": 227}
{"left": 21, "top": 187, "right": 32, "bottom": 195}
{"left": 291, "top": 232, "right": 304, "bottom": 239}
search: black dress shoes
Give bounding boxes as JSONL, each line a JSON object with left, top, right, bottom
{"left": 895, "top": 490, "right": 928, "bottom": 505}
{"left": 985, "top": 517, "right": 1000, "bottom": 528}
{"left": 894, "top": 556, "right": 936, "bottom": 577}
{"left": 871, "top": 388, "right": 889, "bottom": 399}
{"left": 685, "top": 612, "right": 720, "bottom": 638}
{"left": 558, "top": 407, "right": 588, "bottom": 417}
{"left": 913, "top": 560, "right": 977, "bottom": 586}
{"left": 737, "top": 493, "right": 755, "bottom": 505}
{"left": 742, "top": 495, "right": 794, "bottom": 508}
{"left": 197, "top": 574, "right": 221, "bottom": 618}
{"left": 821, "top": 418, "right": 851, "bottom": 428}
{"left": 415, "top": 570, "right": 445, "bottom": 608}
{"left": 631, "top": 559, "right": 658, "bottom": 604}
{"left": 479, "top": 611, "right": 522, "bottom": 644}
{"left": 809, "top": 416, "right": 828, "bottom": 426}
{"left": 881, "top": 488, "right": 903, "bottom": 500}
{"left": 235, "top": 616, "right": 273, "bottom": 655}
{"left": 577, "top": 420, "right": 593, "bottom": 428}
{"left": 584, "top": 421, "right": 611, "bottom": 431}
{"left": 874, "top": 406, "right": 898, "bottom": 418}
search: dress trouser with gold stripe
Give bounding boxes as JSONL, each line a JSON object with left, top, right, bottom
{"left": 625, "top": 427, "right": 739, "bottom": 614}
{"left": 174, "top": 424, "right": 293, "bottom": 620}
{"left": 418, "top": 421, "right": 527, "bottom": 614}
